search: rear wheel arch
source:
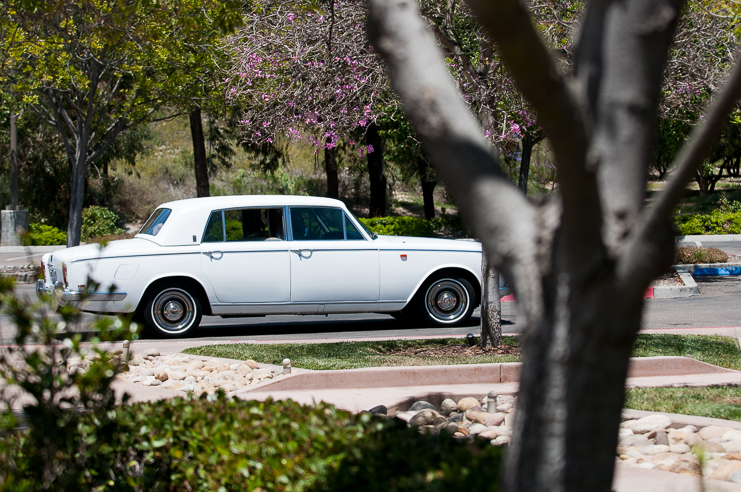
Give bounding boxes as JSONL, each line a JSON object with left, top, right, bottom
{"left": 138, "top": 276, "right": 212, "bottom": 316}
{"left": 412, "top": 267, "right": 481, "bottom": 308}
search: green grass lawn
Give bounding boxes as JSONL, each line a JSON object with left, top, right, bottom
{"left": 183, "top": 333, "right": 740, "bottom": 371}
{"left": 625, "top": 386, "right": 741, "bottom": 421}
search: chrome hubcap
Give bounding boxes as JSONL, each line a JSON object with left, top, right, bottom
{"left": 425, "top": 279, "right": 468, "bottom": 323}
{"left": 151, "top": 288, "right": 195, "bottom": 333}
{"left": 437, "top": 292, "right": 457, "bottom": 311}
{"left": 163, "top": 301, "right": 184, "bottom": 321}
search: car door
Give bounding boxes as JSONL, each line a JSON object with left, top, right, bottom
{"left": 200, "top": 207, "right": 291, "bottom": 303}
{"left": 288, "top": 206, "right": 379, "bottom": 308}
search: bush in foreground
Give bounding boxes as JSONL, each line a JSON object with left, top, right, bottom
{"left": 25, "top": 223, "right": 67, "bottom": 245}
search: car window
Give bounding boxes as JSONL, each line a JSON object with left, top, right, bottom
{"left": 203, "top": 211, "right": 224, "bottom": 242}
{"left": 290, "top": 207, "right": 345, "bottom": 240}
{"left": 345, "top": 214, "right": 364, "bottom": 240}
{"left": 223, "top": 208, "right": 285, "bottom": 242}
{"left": 139, "top": 208, "right": 172, "bottom": 236}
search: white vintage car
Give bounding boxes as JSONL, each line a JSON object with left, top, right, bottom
{"left": 37, "top": 196, "right": 483, "bottom": 337}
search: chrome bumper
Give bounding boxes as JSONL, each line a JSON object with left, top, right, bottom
{"left": 35, "top": 280, "right": 126, "bottom": 302}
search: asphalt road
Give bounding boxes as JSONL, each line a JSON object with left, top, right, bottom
{"left": 1, "top": 275, "right": 739, "bottom": 344}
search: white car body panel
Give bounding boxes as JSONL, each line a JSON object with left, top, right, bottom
{"left": 37, "top": 196, "right": 483, "bottom": 323}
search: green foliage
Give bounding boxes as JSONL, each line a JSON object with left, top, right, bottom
{"left": 632, "top": 334, "right": 741, "bottom": 371}
{"left": 80, "top": 206, "right": 124, "bottom": 241}
{"left": 358, "top": 215, "right": 470, "bottom": 238}
{"left": 674, "top": 246, "right": 728, "bottom": 264}
{"left": 317, "top": 417, "right": 503, "bottom": 492}
{"left": 0, "top": 276, "right": 138, "bottom": 491}
{"left": 225, "top": 218, "right": 242, "bottom": 241}
{"left": 26, "top": 222, "right": 66, "bottom": 245}
{"left": 625, "top": 386, "right": 741, "bottom": 421}
{"left": 674, "top": 209, "right": 741, "bottom": 235}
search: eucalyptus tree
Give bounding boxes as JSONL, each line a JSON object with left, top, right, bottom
{"left": 368, "top": 2, "right": 741, "bottom": 492}
{"left": 0, "top": 0, "right": 242, "bottom": 246}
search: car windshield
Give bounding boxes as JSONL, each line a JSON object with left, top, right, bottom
{"left": 349, "top": 211, "right": 374, "bottom": 239}
{"left": 139, "top": 208, "right": 171, "bottom": 236}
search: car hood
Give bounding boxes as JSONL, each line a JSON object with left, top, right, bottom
{"left": 374, "top": 235, "right": 481, "bottom": 252}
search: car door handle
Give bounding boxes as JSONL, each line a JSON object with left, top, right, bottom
{"left": 203, "top": 250, "right": 224, "bottom": 260}
{"left": 290, "top": 249, "right": 312, "bottom": 259}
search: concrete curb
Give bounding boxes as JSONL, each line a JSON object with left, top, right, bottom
{"left": 677, "top": 234, "right": 741, "bottom": 243}
{"left": 0, "top": 246, "right": 66, "bottom": 253}
{"left": 679, "top": 262, "right": 741, "bottom": 276}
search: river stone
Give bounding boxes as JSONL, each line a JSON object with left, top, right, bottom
{"left": 653, "top": 430, "right": 669, "bottom": 446}
{"left": 439, "top": 421, "right": 460, "bottom": 435}
{"left": 494, "top": 426, "right": 512, "bottom": 437}
{"left": 478, "top": 429, "right": 499, "bottom": 440}
{"left": 229, "top": 363, "right": 240, "bottom": 371}
{"left": 254, "top": 373, "right": 273, "bottom": 382}
{"left": 448, "top": 413, "right": 467, "bottom": 424}
{"left": 410, "top": 410, "right": 437, "bottom": 427}
{"left": 143, "top": 378, "right": 162, "bottom": 386}
{"left": 368, "top": 405, "right": 387, "bottom": 416}
{"left": 485, "top": 413, "right": 506, "bottom": 427}
{"left": 655, "top": 460, "right": 702, "bottom": 476}
{"left": 684, "top": 433, "right": 703, "bottom": 446}
{"left": 468, "top": 423, "right": 487, "bottom": 435}
{"left": 160, "top": 379, "right": 177, "bottom": 388}
{"left": 504, "top": 412, "right": 515, "bottom": 427}
{"left": 154, "top": 370, "right": 168, "bottom": 381}
{"left": 618, "top": 428, "right": 634, "bottom": 439}
{"left": 621, "top": 415, "right": 671, "bottom": 434}
{"left": 140, "top": 368, "right": 155, "bottom": 376}
{"left": 464, "top": 407, "right": 490, "bottom": 424}
{"left": 409, "top": 401, "right": 437, "bottom": 412}
{"left": 130, "top": 354, "right": 145, "bottom": 366}
{"left": 724, "top": 442, "right": 741, "bottom": 453}
{"left": 236, "top": 365, "right": 252, "bottom": 375}
{"left": 457, "top": 397, "right": 480, "bottom": 412}
{"left": 729, "top": 471, "right": 741, "bottom": 484}
{"left": 491, "top": 436, "right": 510, "bottom": 446}
{"left": 641, "top": 445, "right": 670, "bottom": 455}
{"left": 169, "top": 371, "right": 187, "bottom": 381}
{"left": 723, "top": 430, "right": 741, "bottom": 442}
{"left": 245, "top": 359, "right": 259, "bottom": 369}
{"left": 184, "top": 376, "right": 196, "bottom": 385}
{"left": 189, "top": 360, "right": 204, "bottom": 370}
{"left": 143, "top": 348, "right": 160, "bottom": 357}
{"left": 709, "top": 461, "right": 741, "bottom": 481}
{"left": 130, "top": 376, "right": 145, "bottom": 383}
{"left": 433, "top": 416, "right": 448, "bottom": 426}
{"left": 395, "top": 410, "right": 421, "bottom": 423}
{"left": 620, "top": 434, "right": 650, "bottom": 447}
{"left": 693, "top": 441, "right": 726, "bottom": 454}
{"left": 497, "top": 403, "right": 513, "bottom": 413}
{"left": 670, "top": 443, "right": 691, "bottom": 454}
{"left": 440, "top": 399, "right": 458, "bottom": 416}
{"left": 699, "top": 425, "right": 736, "bottom": 441}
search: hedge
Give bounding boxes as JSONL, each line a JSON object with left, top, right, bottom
{"left": 674, "top": 211, "right": 741, "bottom": 235}
{"left": 26, "top": 223, "right": 67, "bottom": 245}
{"left": 358, "top": 215, "right": 470, "bottom": 238}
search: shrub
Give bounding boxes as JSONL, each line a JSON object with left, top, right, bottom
{"left": 674, "top": 210, "right": 741, "bottom": 235}
{"left": 81, "top": 206, "right": 125, "bottom": 241}
{"left": 359, "top": 216, "right": 436, "bottom": 237}
{"left": 0, "top": 276, "right": 504, "bottom": 492}
{"left": 26, "top": 223, "right": 67, "bottom": 245}
{"left": 675, "top": 246, "right": 729, "bottom": 264}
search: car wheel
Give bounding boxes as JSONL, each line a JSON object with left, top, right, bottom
{"left": 421, "top": 275, "right": 476, "bottom": 326}
{"left": 143, "top": 282, "right": 202, "bottom": 338}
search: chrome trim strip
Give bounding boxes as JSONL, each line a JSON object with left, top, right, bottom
{"left": 61, "top": 292, "right": 127, "bottom": 302}
{"left": 287, "top": 248, "right": 377, "bottom": 252}
{"left": 211, "top": 300, "right": 401, "bottom": 306}
{"left": 70, "top": 251, "right": 202, "bottom": 264}
{"left": 380, "top": 249, "right": 480, "bottom": 253}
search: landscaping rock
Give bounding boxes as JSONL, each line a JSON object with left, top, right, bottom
{"left": 669, "top": 443, "right": 691, "bottom": 454}
{"left": 440, "top": 398, "right": 458, "bottom": 416}
{"left": 143, "top": 348, "right": 160, "bottom": 357}
{"left": 368, "top": 405, "right": 387, "bottom": 416}
{"left": 245, "top": 359, "right": 259, "bottom": 369}
{"left": 484, "top": 413, "right": 506, "bottom": 427}
{"left": 457, "top": 397, "right": 480, "bottom": 412}
{"left": 620, "top": 415, "right": 671, "bottom": 434}
{"left": 729, "top": 471, "right": 741, "bottom": 484}
{"left": 409, "top": 401, "right": 437, "bottom": 412}
{"left": 478, "top": 428, "right": 499, "bottom": 440}
{"left": 464, "top": 407, "right": 490, "bottom": 424}
{"left": 468, "top": 423, "right": 487, "bottom": 435}
{"left": 154, "top": 370, "right": 168, "bottom": 381}
{"left": 698, "top": 425, "right": 736, "bottom": 441}
{"left": 693, "top": 441, "right": 726, "bottom": 454}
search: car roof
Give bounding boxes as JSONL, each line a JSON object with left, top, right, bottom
{"left": 159, "top": 195, "right": 347, "bottom": 214}
{"left": 140, "top": 195, "right": 352, "bottom": 246}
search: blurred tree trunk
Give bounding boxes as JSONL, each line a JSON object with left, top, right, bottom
{"left": 365, "top": 121, "right": 387, "bottom": 216}
{"left": 518, "top": 133, "right": 534, "bottom": 195}
{"left": 190, "top": 108, "right": 209, "bottom": 198}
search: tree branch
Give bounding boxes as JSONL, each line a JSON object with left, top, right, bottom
{"left": 620, "top": 59, "right": 741, "bottom": 288}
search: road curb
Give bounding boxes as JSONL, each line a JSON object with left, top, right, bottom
{"left": 677, "top": 234, "right": 741, "bottom": 243}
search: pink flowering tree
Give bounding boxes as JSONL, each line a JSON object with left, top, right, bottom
{"left": 223, "top": 0, "right": 394, "bottom": 213}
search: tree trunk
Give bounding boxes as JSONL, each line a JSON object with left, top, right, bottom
{"left": 10, "top": 109, "right": 18, "bottom": 210}
{"left": 479, "top": 250, "right": 502, "bottom": 348}
{"left": 518, "top": 133, "right": 534, "bottom": 195}
{"left": 417, "top": 155, "right": 437, "bottom": 219}
{"left": 365, "top": 122, "right": 387, "bottom": 217}
{"left": 190, "top": 108, "right": 210, "bottom": 198}
{"left": 325, "top": 143, "right": 339, "bottom": 198}
{"left": 67, "top": 154, "right": 88, "bottom": 247}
